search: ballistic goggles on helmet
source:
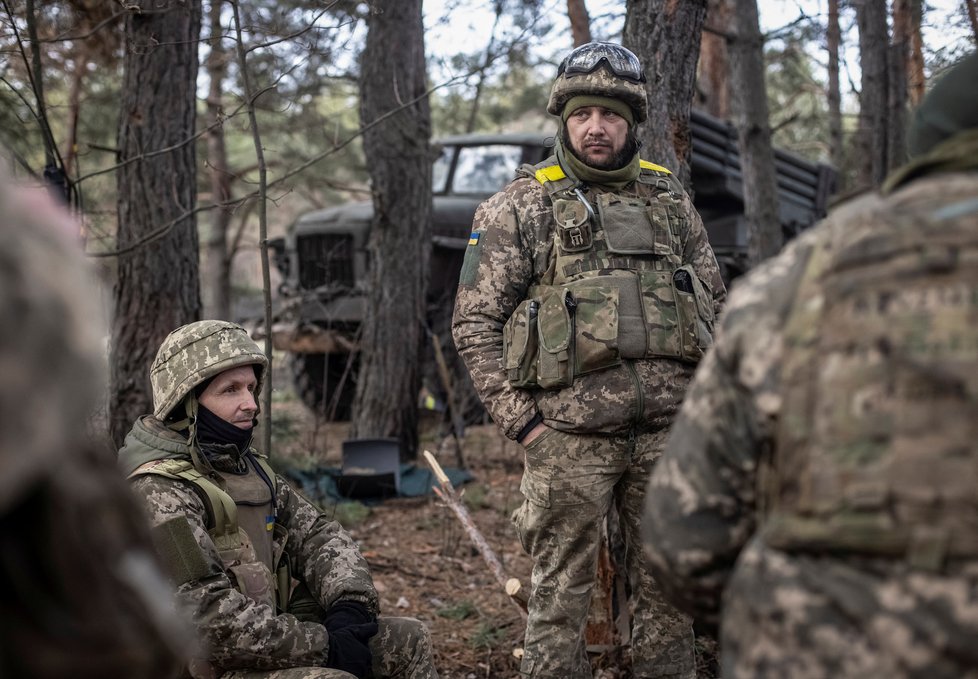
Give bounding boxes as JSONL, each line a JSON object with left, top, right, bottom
{"left": 556, "top": 42, "right": 646, "bottom": 83}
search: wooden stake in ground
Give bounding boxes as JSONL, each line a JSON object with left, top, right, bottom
{"left": 422, "top": 449, "right": 528, "bottom": 620}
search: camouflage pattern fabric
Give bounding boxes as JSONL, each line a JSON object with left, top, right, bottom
{"left": 0, "top": 176, "right": 187, "bottom": 677}
{"left": 452, "top": 163, "right": 725, "bottom": 441}
{"left": 151, "top": 319, "right": 269, "bottom": 420}
{"left": 452, "top": 145, "right": 723, "bottom": 677}
{"left": 547, "top": 64, "right": 648, "bottom": 123}
{"left": 642, "top": 165, "right": 978, "bottom": 677}
{"left": 515, "top": 427, "right": 693, "bottom": 678}
{"left": 120, "top": 415, "right": 436, "bottom": 677}
{"left": 222, "top": 617, "right": 437, "bottom": 679}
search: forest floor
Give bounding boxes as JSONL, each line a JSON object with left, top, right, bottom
{"left": 268, "top": 385, "right": 718, "bottom": 679}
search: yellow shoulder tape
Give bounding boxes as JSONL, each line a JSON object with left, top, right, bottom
{"left": 534, "top": 165, "right": 567, "bottom": 184}
{"left": 640, "top": 160, "right": 672, "bottom": 174}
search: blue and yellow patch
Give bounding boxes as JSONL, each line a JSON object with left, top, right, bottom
{"left": 468, "top": 232, "right": 480, "bottom": 247}
{"left": 265, "top": 515, "right": 275, "bottom": 531}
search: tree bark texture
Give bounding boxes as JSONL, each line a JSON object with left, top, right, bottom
{"left": 623, "top": 0, "right": 707, "bottom": 191}
{"left": 966, "top": 0, "right": 978, "bottom": 44}
{"left": 729, "top": 0, "right": 781, "bottom": 265}
{"left": 204, "top": 0, "right": 233, "bottom": 321}
{"left": 353, "top": 0, "right": 431, "bottom": 460}
{"left": 698, "top": 0, "right": 732, "bottom": 119}
{"left": 854, "top": 0, "right": 890, "bottom": 190}
{"left": 907, "top": 0, "right": 925, "bottom": 105}
{"left": 567, "top": 0, "right": 592, "bottom": 47}
{"left": 827, "top": 0, "right": 844, "bottom": 182}
{"left": 111, "top": 0, "right": 202, "bottom": 446}
{"left": 889, "top": 0, "right": 911, "bottom": 170}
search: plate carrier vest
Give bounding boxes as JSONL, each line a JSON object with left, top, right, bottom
{"left": 501, "top": 158, "right": 716, "bottom": 389}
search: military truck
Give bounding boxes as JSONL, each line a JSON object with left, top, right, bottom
{"left": 269, "top": 109, "right": 836, "bottom": 419}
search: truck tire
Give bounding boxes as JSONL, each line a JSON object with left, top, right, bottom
{"left": 290, "top": 352, "right": 358, "bottom": 421}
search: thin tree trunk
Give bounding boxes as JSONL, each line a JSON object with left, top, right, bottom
{"left": 464, "top": 2, "right": 502, "bottom": 134}
{"left": 966, "top": 0, "right": 978, "bottom": 43}
{"left": 827, "top": 0, "right": 844, "bottom": 181}
{"left": 908, "top": 0, "right": 926, "bottom": 105}
{"left": 623, "top": 0, "right": 707, "bottom": 190}
{"left": 111, "top": 0, "right": 202, "bottom": 446}
{"left": 204, "top": 0, "right": 233, "bottom": 320}
{"left": 230, "top": 0, "right": 274, "bottom": 454}
{"left": 729, "top": 0, "right": 781, "bottom": 265}
{"left": 353, "top": 0, "right": 431, "bottom": 460}
{"left": 854, "top": 0, "right": 890, "bottom": 190}
{"left": 698, "top": 0, "right": 732, "bottom": 119}
{"left": 890, "top": 0, "right": 911, "bottom": 170}
{"left": 567, "top": 0, "right": 592, "bottom": 47}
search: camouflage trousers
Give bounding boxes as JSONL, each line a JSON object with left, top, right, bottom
{"left": 220, "top": 617, "right": 438, "bottom": 679}
{"left": 513, "top": 427, "right": 694, "bottom": 679}
{"left": 722, "top": 541, "right": 978, "bottom": 679}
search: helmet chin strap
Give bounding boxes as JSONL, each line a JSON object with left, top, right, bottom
{"left": 167, "top": 395, "right": 210, "bottom": 473}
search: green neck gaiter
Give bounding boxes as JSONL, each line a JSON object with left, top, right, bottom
{"left": 555, "top": 132, "right": 640, "bottom": 191}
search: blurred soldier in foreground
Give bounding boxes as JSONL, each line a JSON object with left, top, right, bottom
{"left": 453, "top": 41, "right": 725, "bottom": 678}
{"left": 0, "top": 174, "right": 186, "bottom": 677}
{"left": 118, "top": 320, "right": 437, "bottom": 679}
{"left": 642, "top": 52, "right": 978, "bottom": 678}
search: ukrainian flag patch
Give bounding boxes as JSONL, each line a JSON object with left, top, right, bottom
{"left": 468, "top": 232, "right": 480, "bottom": 247}
{"left": 265, "top": 515, "right": 275, "bottom": 531}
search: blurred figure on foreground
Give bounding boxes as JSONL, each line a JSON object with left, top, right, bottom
{"left": 0, "top": 171, "right": 187, "bottom": 677}
{"left": 642, "top": 53, "right": 978, "bottom": 678}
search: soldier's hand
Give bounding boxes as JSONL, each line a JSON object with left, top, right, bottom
{"left": 326, "top": 626, "right": 377, "bottom": 678}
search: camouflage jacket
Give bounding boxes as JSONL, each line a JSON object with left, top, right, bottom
{"left": 119, "top": 415, "right": 378, "bottom": 672}
{"left": 452, "top": 156, "right": 725, "bottom": 440}
{"left": 641, "top": 166, "right": 978, "bottom": 629}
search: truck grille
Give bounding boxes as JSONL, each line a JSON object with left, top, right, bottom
{"left": 297, "top": 234, "right": 354, "bottom": 290}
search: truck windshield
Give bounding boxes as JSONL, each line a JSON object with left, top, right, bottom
{"left": 432, "top": 144, "right": 525, "bottom": 196}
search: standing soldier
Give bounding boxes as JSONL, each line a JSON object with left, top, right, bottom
{"left": 642, "top": 52, "right": 978, "bottom": 678}
{"left": 119, "top": 320, "right": 438, "bottom": 679}
{"left": 452, "top": 42, "right": 726, "bottom": 678}
{"left": 0, "top": 175, "right": 187, "bottom": 677}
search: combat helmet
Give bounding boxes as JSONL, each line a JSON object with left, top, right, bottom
{"left": 151, "top": 320, "right": 268, "bottom": 420}
{"left": 547, "top": 41, "right": 648, "bottom": 123}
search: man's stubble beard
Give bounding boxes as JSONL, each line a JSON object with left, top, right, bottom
{"left": 563, "top": 126, "right": 641, "bottom": 171}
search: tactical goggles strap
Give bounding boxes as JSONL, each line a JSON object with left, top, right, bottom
{"left": 558, "top": 42, "right": 645, "bottom": 83}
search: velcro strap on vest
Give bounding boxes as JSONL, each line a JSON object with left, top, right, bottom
{"left": 151, "top": 516, "right": 215, "bottom": 585}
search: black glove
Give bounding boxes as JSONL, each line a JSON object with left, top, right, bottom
{"left": 326, "top": 625, "right": 378, "bottom": 679}
{"left": 324, "top": 600, "right": 376, "bottom": 633}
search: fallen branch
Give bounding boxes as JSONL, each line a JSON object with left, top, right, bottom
{"left": 423, "top": 450, "right": 528, "bottom": 620}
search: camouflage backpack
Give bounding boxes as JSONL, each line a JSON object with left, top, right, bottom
{"left": 763, "top": 174, "right": 978, "bottom": 571}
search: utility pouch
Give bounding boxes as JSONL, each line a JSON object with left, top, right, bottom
{"left": 598, "top": 193, "right": 658, "bottom": 254}
{"left": 563, "top": 279, "right": 621, "bottom": 375}
{"left": 536, "top": 288, "right": 575, "bottom": 389}
{"left": 503, "top": 297, "right": 541, "bottom": 387}
{"left": 672, "top": 265, "right": 715, "bottom": 361}
{"left": 639, "top": 269, "right": 683, "bottom": 359}
{"left": 228, "top": 560, "right": 276, "bottom": 610}
{"left": 553, "top": 197, "right": 592, "bottom": 252}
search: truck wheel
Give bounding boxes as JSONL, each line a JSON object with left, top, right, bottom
{"left": 290, "top": 352, "right": 357, "bottom": 421}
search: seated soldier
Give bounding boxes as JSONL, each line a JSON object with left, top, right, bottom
{"left": 119, "top": 320, "right": 438, "bottom": 679}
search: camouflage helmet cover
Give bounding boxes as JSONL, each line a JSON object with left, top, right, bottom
{"left": 547, "top": 42, "right": 648, "bottom": 123}
{"left": 151, "top": 320, "right": 268, "bottom": 420}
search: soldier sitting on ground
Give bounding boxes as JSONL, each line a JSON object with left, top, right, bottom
{"left": 119, "top": 320, "right": 438, "bottom": 679}
{"left": 642, "top": 52, "right": 978, "bottom": 678}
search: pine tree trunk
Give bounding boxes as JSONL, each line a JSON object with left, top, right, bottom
{"left": 854, "top": 0, "right": 890, "bottom": 190}
{"left": 889, "top": 0, "right": 911, "bottom": 170}
{"left": 908, "top": 0, "right": 926, "bottom": 106}
{"left": 698, "top": 0, "right": 732, "bottom": 120}
{"left": 827, "top": 0, "right": 844, "bottom": 183}
{"left": 111, "top": 0, "right": 202, "bottom": 445}
{"left": 729, "top": 0, "right": 781, "bottom": 265}
{"left": 353, "top": 0, "right": 431, "bottom": 460}
{"left": 623, "top": 0, "right": 707, "bottom": 190}
{"left": 567, "top": 0, "right": 592, "bottom": 47}
{"left": 204, "top": 0, "right": 232, "bottom": 321}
